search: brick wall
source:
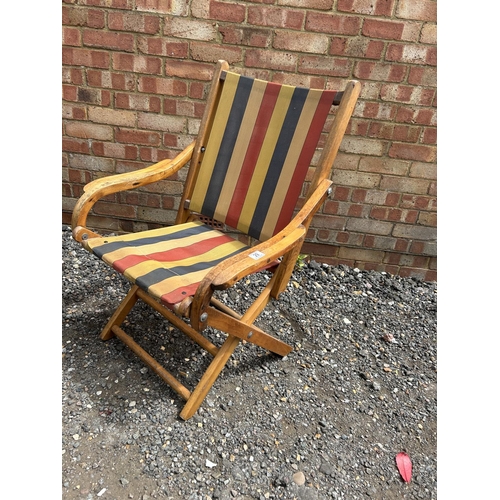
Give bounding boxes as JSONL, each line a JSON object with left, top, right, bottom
{"left": 62, "top": 0, "right": 437, "bottom": 281}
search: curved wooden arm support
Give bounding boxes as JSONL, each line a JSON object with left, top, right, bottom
{"left": 189, "top": 178, "right": 333, "bottom": 329}
{"left": 71, "top": 142, "right": 195, "bottom": 242}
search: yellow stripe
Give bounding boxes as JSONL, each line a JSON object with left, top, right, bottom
{"left": 122, "top": 240, "right": 247, "bottom": 283}
{"left": 213, "top": 77, "right": 267, "bottom": 220}
{"left": 260, "top": 89, "right": 323, "bottom": 239}
{"left": 237, "top": 84, "right": 296, "bottom": 235}
{"left": 189, "top": 72, "right": 241, "bottom": 213}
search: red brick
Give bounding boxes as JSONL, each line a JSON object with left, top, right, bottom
{"left": 245, "top": 49, "right": 297, "bottom": 72}
{"left": 116, "top": 129, "right": 161, "bottom": 146}
{"left": 354, "top": 62, "right": 407, "bottom": 82}
{"left": 138, "top": 76, "right": 188, "bottom": 96}
{"left": 400, "top": 195, "right": 434, "bottom": 210}
{"left": 219, "top": 27, "right": 272, "bottom": 47}
{"left": 113, "top": 53, "right": 162, "bottom": 74}
{"left": 336, "top": 232, "right": 350, "bottom": 244}
{"left": 135, "top": 0, "right": 184, "bottom": 14}
{"left": 362, "top": 19, "right": 405, "bottom": 40}
{"left": 305, "top": 12, "right": 361, "bottom": 35}
{"left": 368, "top": 122, "right": 421, "bottom": 142}
{"left": 422, "top": 127, "right": 436, "bottom": 145}
{"left": 121, "top": 191, "right": 161, "bottom": 208}
{"left": 63, "top": 47, "right": 110, "bottom": 68}
{"left": 189, "top": 82, "right": 206, "bottom": 100}
{"left": 332, "top": 186, "right": 350, "bottom": 201}
{"left": 162, "top": 196, "right": 177, "bottom": 210}
{"left": 329, "top": 37, "right": 348, "bottom": 56}
{"left": 63, "top": 27, "right": 81, "bottom": 46}
{"left": 115, "top": 93, "right": 161, "bottom": 112}
{"left": 351, "top": 189, "right": 367, "bottom": 202}
{"left": 347, "top": 204, "right": 364, "bottom": 217}
{"left": 83, "top": 29, "right": 135, "bottom": 52}
{"left": 279, "top": 0, "right": 333, "bottom": 9}
{"left": 63, "top": 6, "right": 105, "bottom": 28}
{"left": 248, "top": 6, "right": 304, "bottom": 29}
{"left": 139, "top": 147, "right": 175, "bottom": 163}
{"left": 323, "top": 200, "right": 339, "bottom": 214}
{"left": 414, "top": 109, "right": 437, "bottom": 126}
{"left": 299, "top": 55, "right": 351, "bottom": 77}
{"left": 63, "top": 104, "right": 87, "bottom": 120}
{"left": 63, "top": 138, "right": 90, "bottom": 154}
{"left": 408, "top": 66, "right": 437, "bottom": 87}
{"left": 317, "top": 229, "right": 331, "bottom": 242}
{"left": 63, "top": 85, "right": 78, "bottom": 101}
{"left": 381, "top": 177, "right": 430, "bottom": 196}
{"left": 63, "top": 68, "right": 85, "bottom": 85}
{"left": 385, "top": 192, "right": 400, "bottom": 206}
{"left": 210, "top": 1, "right": 246, "bottom": 22}
{"left": 386, "top": 43, "right": 435, "bottom": 65}
{"left": 94, "top": 201, "right": 136, "bottom": 219}
{"left": 389, "top": 143, "right": 436, "bottom": 162}
{"left": 108, "top": 12, "right": 160, "bottom": 33}
{"left": 190, "top": 42, "right": 243, "bottom": 64}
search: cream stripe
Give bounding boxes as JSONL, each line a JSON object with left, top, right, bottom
{"left": 190, "top": 72, "right": 241, "bottom": 213}
{"left": 260, "top": 89, "right": 323, "bottom": 239}
{"left": 213, "top": 78, "right": 267, "bottom": 220}
{"left": 237, "top": 84, "right": 296, "bottom": 234}
{"left": 122, "top": 239, "right": 247, "bottom": 282}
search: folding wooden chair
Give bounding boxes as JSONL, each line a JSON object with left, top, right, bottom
{"left": 71, "top": 60, "right": 361, "bottom": 420}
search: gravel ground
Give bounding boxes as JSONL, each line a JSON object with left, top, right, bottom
{"left": 62, "top": 225, "right": 437, "bottom": 500}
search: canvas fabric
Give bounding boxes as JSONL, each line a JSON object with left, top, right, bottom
{"left": 189, "top": 71, "right": 339, "bottom": 241}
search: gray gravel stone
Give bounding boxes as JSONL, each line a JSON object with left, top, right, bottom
{"left": 62, "top": 226, "right": 437, "bottom": 499}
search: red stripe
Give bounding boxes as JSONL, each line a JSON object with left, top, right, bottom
{"left": 273, "top": 90, "right": 336, "bottom": 234}
{"left": 224, "top": 81, "right": 282, "bottom": 230}
{"left": 112, "top": 234, "right": 237, "bottom": 274}
{"left": 160, "top": 283, "right": 201, "bottom": 306}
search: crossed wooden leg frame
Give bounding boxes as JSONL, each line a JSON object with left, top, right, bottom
{"left": 99, "top": 271, "right": 293, "bottom": 421}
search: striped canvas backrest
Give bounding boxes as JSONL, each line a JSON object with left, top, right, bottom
{"left": 188, "top": 71, "right": 339, "bottom": 242}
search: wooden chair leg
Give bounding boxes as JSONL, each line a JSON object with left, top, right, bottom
{"left": 179, "top": 334, "right": 241, "bottom": 420}
{"left": 100, "top": 285, "right": 139, "bottom": 340}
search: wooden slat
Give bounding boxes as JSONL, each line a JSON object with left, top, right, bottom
{"left": 179, "top": 335, "right": 241, "bottom": 420}
{"left": 136, "top": 288, "right": 220, "bottom": 357}
{"left": 111, "top": 325, "right": 192, "bottom": 401}
{"left": 206, "top": 307, "right": 292, "bottom": 357}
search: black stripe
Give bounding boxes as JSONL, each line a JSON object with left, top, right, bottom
{"left": 248, "top": 86, "right": 309, "bottom": 240}
{"left": 91, "top": 224, "right": 214, "bottom": 259}
{"left": 200, "top": 74, "right": 254, "bottom": 217}
{"left": 134, "top": 246, "right": 248, "bottom": 291}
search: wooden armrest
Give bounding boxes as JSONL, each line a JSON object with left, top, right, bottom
{"left": 71, "top": 141, "right": 195, "bottom": 236}
{"left": 188, "top": 178, "right": 332, "bottom": 327}
{"left": 202, "top": 178, "right": 333, "bottom": 292}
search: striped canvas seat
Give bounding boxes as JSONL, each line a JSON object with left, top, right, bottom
{"left": 84, "top": 221, "right": 249, "bottom": 306}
